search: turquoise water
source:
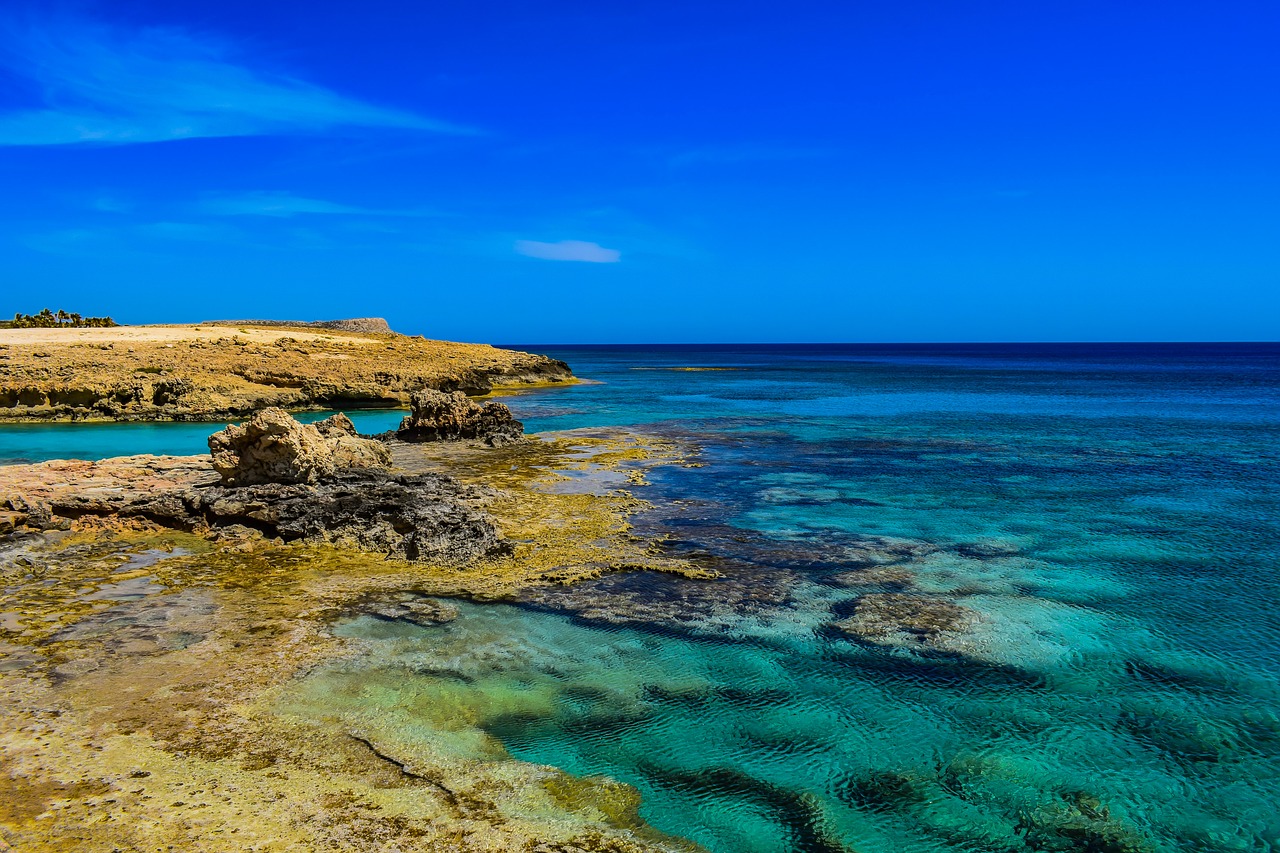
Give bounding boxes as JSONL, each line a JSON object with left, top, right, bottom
{"left": 0, "top": 409, "right": 406, "bottom": 464}
{"left": 5, "top": 344, "right": 1280, "bottom": 851}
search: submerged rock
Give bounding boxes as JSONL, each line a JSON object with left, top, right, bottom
{"left": 397, "top": 389, "right": 524, "bottom": 446}
{"left": 209, "top": 407, "right": 391, "bottom": 485}
{"left": 951, "top": 540, "right": 1023, "bottom": 559}
{"left": 356, "top": 592, "right": 460, "bottom": 627}
{"left": 834, "top": 593, "right": 981, "bottom": 651}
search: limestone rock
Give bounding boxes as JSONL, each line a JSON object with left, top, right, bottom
{"left": 0, "top": 322, "right": 572, "bottom": 423}
{"left": 208, "top": 408, "right": 391, "bottom": 486}
{"left": 187, "top": 472, "right": 507, "bottom": 563}
{"left": 397, "top": 389, "right": 524, "bottom": 446}
{"left": 209, "top": 317, "right": 393, "bottom": 333}
{"left": 0, "top": 510, "right": 28, "bottom": 535}
{"left": 0, "top": 454, "right": 506, "bottom": 564}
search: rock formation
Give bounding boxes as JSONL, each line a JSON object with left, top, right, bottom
{"left": 397, "top": 389, "right": 525, "bottom": 445}
{"left": 833, "top": 593, "right": 981, "bottom": 652}
{"left": 209, "top": 408, "right": 391, "bottom": 485}
{"left": 354, "top": 592, "right": 461, "bottom": 626}
{"left": 2, "top": 409, "right": 511, "bottom": 564}
{"left": 189, "top": 472, "right": 507, "bottom": 562}
{"left": 207, "top": 318, "right": 394, "bottom": 333}
{"left": 0, "top": 322, "right": 573, "bottom": 422}
{"left": 0, "top": 457, "right": 506, "bottom": 565}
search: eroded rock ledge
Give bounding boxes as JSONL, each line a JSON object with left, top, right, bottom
{"left": 1, "top": 409, "right": 508, "bottom": 564}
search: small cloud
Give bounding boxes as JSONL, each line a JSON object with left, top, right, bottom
{"left": 0, "top": 13, "right": 470, "bottom": 147}
{"left": 199, "top": 190, "right": 435, "bottom": 218}
{"left": 514, "top": 239, "right": 621, "bottom": 263}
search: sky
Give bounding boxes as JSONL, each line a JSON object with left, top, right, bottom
{"left": 0, "top": 1, "right": 1276, "bottom": 343}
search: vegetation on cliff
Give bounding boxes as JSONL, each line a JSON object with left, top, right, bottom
{"left": 5, "top": 308, "right": 118, "bottom": 328}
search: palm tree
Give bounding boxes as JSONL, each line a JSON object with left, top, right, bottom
{"left": 70, "top": 312, "right": 82, "bottom": 327}
{"left": 56, "top": 309, "right": 68, "bottom": 326}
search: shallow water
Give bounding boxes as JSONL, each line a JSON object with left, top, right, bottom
{"left": 6, "top": 343, "right": 1280, "bottom": 851}
{"left": 0, "top": 409, "right": 405, "bottom": 464}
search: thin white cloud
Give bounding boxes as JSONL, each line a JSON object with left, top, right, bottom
{"left": 199, "top": 190, "right": 438, "bottom": 218}
{"left": 0, "top": 14, "right": 469, "bottom": 146}
{"left": 515, "top": 239, "right": 621, "bottom": 263}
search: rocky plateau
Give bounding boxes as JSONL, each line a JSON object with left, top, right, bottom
{"left": 0, "top": 320, "right": 572, "bottom": 422}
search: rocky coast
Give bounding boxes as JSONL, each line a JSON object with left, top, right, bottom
{"left": 0, "top": 347, "right": 1072, "bottom": 853}
{"left": 0, "top": 390, "right": 711, "bottom": 852}
{"left": 0, "top": 320, "right": 572, "bottom": 422}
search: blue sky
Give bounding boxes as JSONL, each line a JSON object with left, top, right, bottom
{"left": 0, "top": 1, "right": 1276, "bottom": 343}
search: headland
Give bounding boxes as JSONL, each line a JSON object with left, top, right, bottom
{"left": 0, "top": 319, "right": 572, "bottom": 422}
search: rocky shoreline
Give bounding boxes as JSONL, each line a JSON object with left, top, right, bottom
{"left": 0, "top": 320, "right": 572, "bottom": 422}
{"left": 0, "top": 391, "right": 710, "bottom": 852}
{"left": 2, "top": 394, "right": 532, "bottom": 563}
{"left": 0, "top": 373, "right": 1043, "bottom": 853}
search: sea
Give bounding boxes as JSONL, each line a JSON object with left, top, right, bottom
{"left": 4, "top": 343, "right": 1279, "bottom": 853}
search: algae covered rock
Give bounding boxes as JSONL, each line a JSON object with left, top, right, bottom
{"left": 397, "top": 389, "right": 524, "bottom": 446}
{"left": 834, "top": 592, "right": 980, "bottom": 652}
{"left": 356, "top": 592, "right": 461, "bottom": 626}
{"left": 209, "top": 408, "right": 391, "bottom": 486}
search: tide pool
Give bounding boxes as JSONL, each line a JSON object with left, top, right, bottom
{"left": 0, "top": 409, "right": 406, "bottom": 464}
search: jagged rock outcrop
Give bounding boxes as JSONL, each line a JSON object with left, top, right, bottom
{"left": 397, "top": 389, "right": 525, "bottom": 445}
{"left": 188, "top": 472, "right": 507, "bottom": 562}
{"left": 209, "top": 408, "right": 391, "bottom": 485}
{"left": 2, "top": 406, "right": 511, "bottom": 563}
{"left": 1, "top": 455, "right": 506, "bottom": 564}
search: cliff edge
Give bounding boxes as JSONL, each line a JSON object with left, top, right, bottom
{"left": 0, "top": 322, "right": 572, "bottom": 422}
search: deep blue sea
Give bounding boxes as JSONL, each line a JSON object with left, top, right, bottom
{"left": 5, "top": 343, "right": 1280, "bottom": 852}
